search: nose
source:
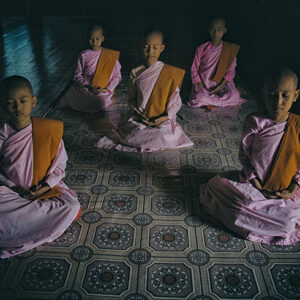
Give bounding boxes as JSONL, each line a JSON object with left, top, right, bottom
{"left": 13, "top": 102, "right": 21, "bottom": 111}
{"left": 149, "top": 47, "right": 155, "bottom": 56}
{"left": 276, "top": 93, "right": 285, "bottom": 105}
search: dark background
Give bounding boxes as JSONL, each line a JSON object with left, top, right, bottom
{"left": 1, "top": 0, "right": 300, "bottom": 110}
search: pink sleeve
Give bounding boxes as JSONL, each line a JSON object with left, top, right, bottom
{"left": 127, "top": 70, "right": 137, "bottom": 105}
{"left": 239, "top": 115, "right": 258, "bottom": 181}
{"left": 166, "top": 87, "right": 182, "bottom": 121}
{"left": 0, "top": 172, "right": 15, "bottom": 188}
{"left": 105, "top": 60, "right": 122, "bottom": 94}
{"left": 45, "top": 140, "right": 67, "bottom": 188}
{"left": 0, "top": 130, "right": 15, "bottom": 188}
{"left": 224, "top": 57, "right": 237, "bottom": 82}
{"left": 191, "top": 46, "right": 204, "bottom": 85}
{"left": 73, "top": 53, "right": 85, "bottom": 85}
{"left": 292, "top": 169, "right": 300, "bottom": 186}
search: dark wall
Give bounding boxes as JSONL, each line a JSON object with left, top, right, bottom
{"left": 2, "top": 0, "right": 300, "bottom": 110}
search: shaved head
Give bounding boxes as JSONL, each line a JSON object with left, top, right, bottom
{"left": 144, "top": 28, "right": 164, "bottom": 44}
{"left": 1, "top": 75, "right": 33, "bottom": 101}
{"left": 265, "top": 67, "right": 298, "bottom": 89}
{"left": 89, "top": 24, "right": 104, "bottom": 36}
{"left": 208, "top": 16, "right": 226, "bottom": 28}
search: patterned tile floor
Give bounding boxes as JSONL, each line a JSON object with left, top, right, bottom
{"left": 1, "top": 17, "right": 300, "bottom": 300}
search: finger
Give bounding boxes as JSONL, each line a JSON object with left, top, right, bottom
{"left": 262, "top": 192, "right": 277, "bottom": 199}
{"left": 281, "top": 190, "right": 289, "bottom": 194}
{"left": 275, "top": 192, "right": 290, "bottom": 199}
{"left": 30, "top": 185, "right": 38, "bottom": 191}
{"left": 35, "top": 184, "right": 42, "bottom": 190}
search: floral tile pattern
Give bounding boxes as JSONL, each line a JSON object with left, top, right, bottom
{"left": 1, "top": 16, "right": 299, "bottom": 300}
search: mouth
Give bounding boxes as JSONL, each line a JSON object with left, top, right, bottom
{"left": 271, "top": 107, "right": 284, "bottom": 114}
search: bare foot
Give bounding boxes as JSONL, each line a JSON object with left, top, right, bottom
{"left": 202, "top": 105, "right": 214, "bottom": 112}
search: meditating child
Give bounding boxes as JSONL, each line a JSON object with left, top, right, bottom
{"left": 200, "top": 67, "right": 300, "bottom": 245}
{"left": 96, "top": 29, "right": 193, "bottom": 152}
{"left": 188, "top": 17, "right": 246, "bottom": 110}
{"left": 0, "top": 75, "right": 81, "bottom": 258}
{"left": 59, "top": 25, "right": 122, "bottom": 112}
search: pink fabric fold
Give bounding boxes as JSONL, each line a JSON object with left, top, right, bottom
{"left": 200, "top": 113, "right": 300, "bottom": 245}
{"left": 0, "top": 122, "right": 80, "bottom": 258}
{"left": 188, "top": 41, "right": 246, "bottom": 108}
{"left": 58, "top": 48, "right": 122, "bottom": 112}
{"left": 96, "top": 61, "right": 193, "bottom": 152}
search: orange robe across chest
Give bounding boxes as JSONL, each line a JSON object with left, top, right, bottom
{"left": 144, "top": 64, "right": 185, "bottom": 119}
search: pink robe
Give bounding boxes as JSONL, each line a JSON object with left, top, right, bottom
{"left": 200, "top": 113, "right": 300, "bottom": 245}
{"left": 188, "top": 41, "right": 246, "bottom": 108}
{"left": 96, "top": 61, "right": 193, "bottom": 152}
{"left": 0, "top": 122, "right": 80, "bottom": 258}
{"left": 58, "top": 48, "right": 122, "bottom": 112}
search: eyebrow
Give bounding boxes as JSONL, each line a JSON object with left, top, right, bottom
{"left": 145, "top": 43, "right": 161, "bottom": 46}
{"left": 6, "top": 95, "right": 30, "bottom": 100}
{"left": 267, "top": 89, "right": 292, "bottom": 93}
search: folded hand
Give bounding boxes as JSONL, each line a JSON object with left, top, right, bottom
{"left": 27, "top": 183, "right": 51, "bottom": 200}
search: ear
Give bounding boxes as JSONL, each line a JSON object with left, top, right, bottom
{"left": 32, "top": 96, "right": 37, "bottom": 107}
{"left": 160, "top": 44, "right": 165, "bottom": 53}
{"left": 294, "top": 89, "right": 300, "bottom": 102}
{"left": 102, "top": 35, "right": 105, "bottom": 42}
{"left": 224, "top": 27, "right": 227, "bottom": 34}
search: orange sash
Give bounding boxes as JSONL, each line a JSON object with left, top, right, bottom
{"left": 264, "top": 113, "right": 300, "bottom": 191}
{"left": 91, "top": 48, "right": 120, "bottom": 89}
{"left": 144, "top": 64, "right": 185, "bottom": 119}
{"left": 212, "top": 41, "right": 240, "bottom": 84}
{"left": 32, "top": 117, "right": 63, "bottom": 200}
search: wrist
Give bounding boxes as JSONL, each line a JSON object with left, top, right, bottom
{"left": 289, "top": 181, "right": 299, "bottom": 193}
{"left": 250, "top": 178, "right": 262, "bottom": 190}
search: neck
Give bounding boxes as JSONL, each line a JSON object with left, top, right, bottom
{"left": 11, "top": 118, "right": 32, "bottom": 131}
{"left": 270, "top": 112, "right": 289, "bottom": 123}
{"left": 92, "top": 46, "right": 101, "bottom": 51}
{"left": 145, "top": 60, "right": 158, "bottom": 68}
{"left": 211, "top": 39, "right": 222, "bottom": 46}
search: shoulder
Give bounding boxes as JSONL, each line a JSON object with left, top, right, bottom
{"left": 78, "top": 49, "right": 91, "bottom": 57}
{"left": 223, "top": 41, "right": 240, "bottom": 47}
{"left": 0, "top": 122, "right": 14, "bottom": 144}
{"left": 102, "top": 48, "right": 120, "bottom": 59}
{"left": 222, "top": 41, "right": 240, "bottom": 52}
{"left": 288, "top": 113, "right": 300, "bottom": 130}
{"left": 244, "top": 112, "right": 269, "bottom": 130}
{"left": 163, "top": 64, "right": 184, "bottom": 72}
{"left": 130, "top": 65, "right": 146, "bottom": 79}
{"left": 245, "top": 111, "right": 265, "bottom": 122}
{"left": 0, "top": 121, "right": 5, "bottom": 132}
{"left": 289, "top": 113, "right": 300, "bottom": 121}
{"left": 196, "top": 41, "right": 211, "bottom": 53}
{"left": 102, "top": 48, "right": 120, "bottom": 55}
{"left": 0, "top": 122, "right": 9, "bottom": 138}
{"left": 163, "top": 64, "right": 185, "bottom": 80}
{"left": 32, "top": 117, "right": 63, "bottom": 130}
